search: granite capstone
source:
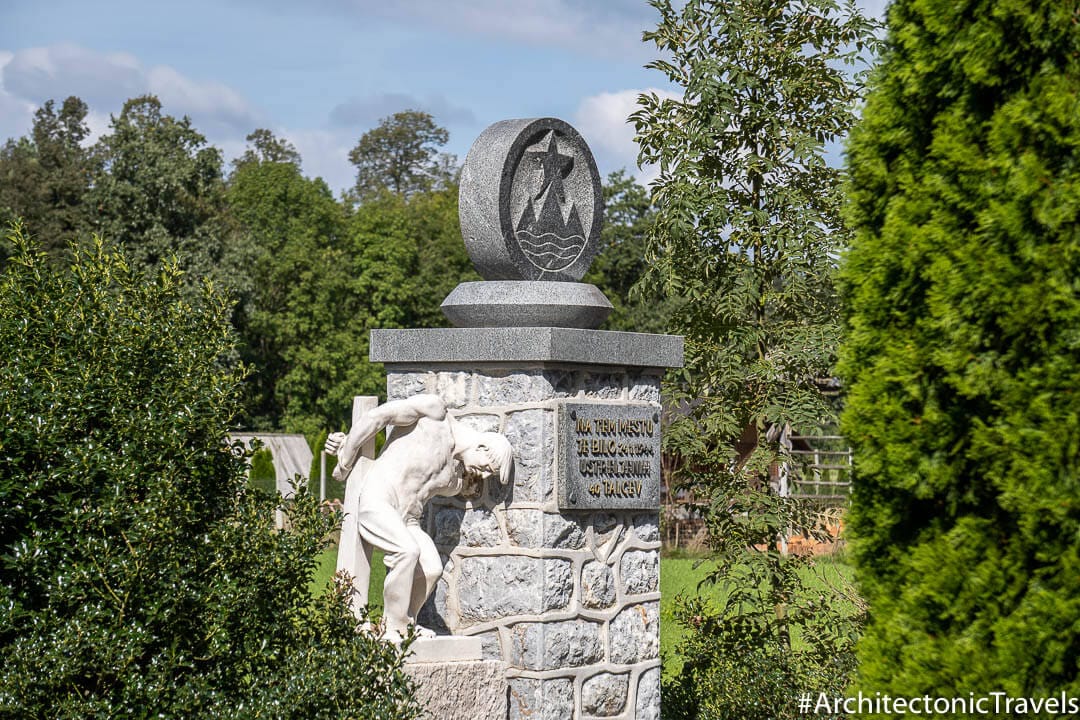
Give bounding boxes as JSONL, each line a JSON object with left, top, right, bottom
{"left": 371, "top": 327, "right": 684, "bottom": 368}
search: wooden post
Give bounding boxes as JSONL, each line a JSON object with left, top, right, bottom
{"left": 319, "top": 451, "right": 327, "bottom": 503}
{"left": 337, "top": 396, "right": 379, "bottom": 617}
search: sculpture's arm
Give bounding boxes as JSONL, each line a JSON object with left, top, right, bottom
{"left": 326, "top": 394, "right": 448, "bottom": 480}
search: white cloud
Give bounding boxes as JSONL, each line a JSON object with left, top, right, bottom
{"left": 285, "top": 127, "right": 357, "bottom": 197}
{"left": 147, "top": 65, "right": 258, "bottom": 135}
{"left": 292, "top": 0, "right": 654, "bottom": 61}
{"left": 0, "top": 44, "right": 260, "bottom": 141}
{"left": 0, "top": 51, "right": 36, "bottom": 142}
{"left": 3, "top": 44, "right": 144, "bottom": 112}
{"left": 574, "top": 87, "right": 681, "bottom": 185}
{"left": 329, "top": 91, "right": 475, "bottom": 129}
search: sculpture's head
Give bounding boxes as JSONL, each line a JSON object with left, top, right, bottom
{"left": 461, "top": 432, "right": 515, "bottom": 486}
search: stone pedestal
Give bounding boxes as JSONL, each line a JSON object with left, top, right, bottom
{"left": 373, "top": 327, "right": 682, "bottom": 720}
{"left": 405, "top": 637, "right": 508, "bottom": 720}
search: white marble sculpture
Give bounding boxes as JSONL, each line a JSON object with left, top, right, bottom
{"left": 325, "top": 393, "right": 513, "bottom": 642}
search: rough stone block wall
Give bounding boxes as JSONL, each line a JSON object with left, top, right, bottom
{"left": 387, "top": 364, "right": 662, "bottom": 720}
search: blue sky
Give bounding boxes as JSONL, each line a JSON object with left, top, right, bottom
{"left": 0, "top": 0, "right": 886, "bottom": 196}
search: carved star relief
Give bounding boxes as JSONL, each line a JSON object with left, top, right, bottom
{"left": 526, "top": 132, "right": 574, "bottom": 202}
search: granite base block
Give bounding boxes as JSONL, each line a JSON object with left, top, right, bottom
{"left": 405, "top": 653, "right": 507, "bottom": 720}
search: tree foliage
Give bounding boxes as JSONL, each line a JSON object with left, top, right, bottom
{"left": 225, "top": 124, "right": 479, "bottom": 436}
{"left": 231, "top": 128, "right": 302, "bottom": 171}
{"left": 225, "top": 133, "right": 348, "bottom": 431}
{"left": 348, "top": 110, "right": 455, "bottom": 200}
{"left": 0, "top": 97, "right": 93, "bottom": 260}
{"left": 88, "top": 95, "right": 236, "bottom": 289}
{"left": 584, "top": 169, "right": 680, "bottom": 334}
{"left": 839, "top": 0, "right": 1080, "bottom": 699}
{"left": 274, "top": 183, "right": 480, "bottom": 436}
{"left": 632, "top": 0, "right": 879, "bottom": 716}
{"left": 0, "top": 94, "right": 685, "bottom": 441}
{"left": 663, "top": 474, "right": 864, "bottom": 720}
{"left": 635, "top": 0, "right": 877, "bottom": 461}
{"left": 0, "top": 225, "right": 419, "bottom": 718}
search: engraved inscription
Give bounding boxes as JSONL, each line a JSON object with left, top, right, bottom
{"left": 558, "top": 402, "right": 661, "bottom": 510}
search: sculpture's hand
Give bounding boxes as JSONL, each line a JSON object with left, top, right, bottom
{"left": 324, "top": 432, "right": 347, "bottom": 457}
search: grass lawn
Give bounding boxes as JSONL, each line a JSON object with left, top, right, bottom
{"left": 659, "top": 551, "right": 859, "bottom": 677}
{"left": 309, "top": 546, "right": 385, "bottom": 616}
{"left": 659, "top": 551, "right": 719, "bottom": 676}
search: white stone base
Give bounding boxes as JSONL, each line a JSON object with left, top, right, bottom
{"left": 405, "top": 636, "right": 506, "bottom": 719}
{"left": 406, "top": 635, "right": 483, "bottom": 663}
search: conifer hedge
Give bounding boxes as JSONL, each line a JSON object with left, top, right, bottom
{"left": 839, "top": 0, "right": 1080, "bottom": 698}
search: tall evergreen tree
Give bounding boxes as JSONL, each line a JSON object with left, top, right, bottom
{"left": 840, "top": 0, "right": 1080, "bottom": 699}
{"left": 0, "top": 97, "right": 93, "bottom": 259}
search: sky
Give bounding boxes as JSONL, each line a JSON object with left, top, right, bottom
{"left": 0, "top": 0, "right": 887, "bottom": 196}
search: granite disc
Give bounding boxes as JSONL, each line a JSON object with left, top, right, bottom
{"left": 459, "top": 118, "right": 603, "bottom": 282}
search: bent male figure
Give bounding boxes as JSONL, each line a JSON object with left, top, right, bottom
{"left": 325, "top": 394, "right": 513, "bottom": 642}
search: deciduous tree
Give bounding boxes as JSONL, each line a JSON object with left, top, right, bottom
{"left": 633, "top": 0, "right": 879, "bottom": 715}
{"left": 348, "top": 110, "right": 455, "bottom": 200}
{"left": 275, "top": 182, "right": 480, "bottom": 436}
{"left": 88, "top": 95, "right": 234, "bottom": 288}
{"left": 226, "top": 132, "right": 347, "bottom": 431}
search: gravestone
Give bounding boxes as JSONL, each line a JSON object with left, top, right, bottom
{"left": 372, "top": 118, "right": 682, "bottom": 719}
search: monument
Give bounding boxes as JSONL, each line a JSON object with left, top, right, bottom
{"left": 367, "top": 117, "right": 683, "bottom": 719}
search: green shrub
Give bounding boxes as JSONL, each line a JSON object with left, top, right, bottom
{"left": 839, "top": 0, "right": 1080, "bottom": 699}
{"left": 662, "top": 469, "right": 863, "bottom": 720}
{"left": 248, "top": 446, "right": 277, "bottom": 495}
{"left": 0, "top": 225, "right": 419, "bottom": 718}
{"left": 307, "top": 429, "right": 344, "bottom": 501}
